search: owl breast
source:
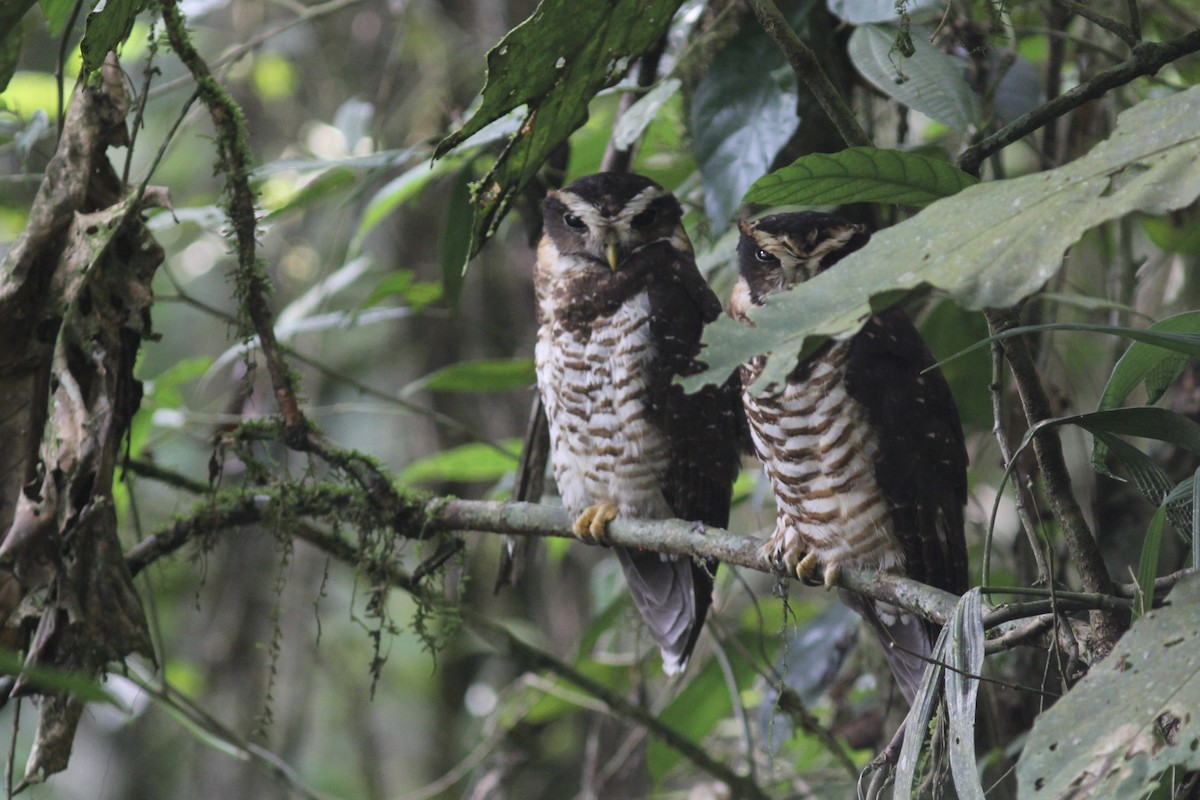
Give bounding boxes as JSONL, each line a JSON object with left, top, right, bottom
{"left": 742, "top": 342, "right": 905, "bottom": 575}
{"left": 536, "top": 288, "right": 673, "bottom": 520}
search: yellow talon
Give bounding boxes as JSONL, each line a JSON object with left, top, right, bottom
{"left": 573, "top": 502, "right": 618, "bottom": 543}
{"left": 797, "top": 553, "right": 840, "bottom": 589}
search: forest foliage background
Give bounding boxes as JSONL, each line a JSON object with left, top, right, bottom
{"left": 1, "top": 0, "right": 1200, "bottom": 798}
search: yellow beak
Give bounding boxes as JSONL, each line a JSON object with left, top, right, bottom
{"left": 605, "top": 237, "right": 620, "bottom": 271}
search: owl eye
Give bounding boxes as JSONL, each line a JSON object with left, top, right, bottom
{"left": 631, "top": 209, "right": 657, "bottom": 227}
{"left": 755, "top": 249, "right": 775, "bottom": 263}
{"left": 563, "top": 213, "right": 586, "bottom": 229}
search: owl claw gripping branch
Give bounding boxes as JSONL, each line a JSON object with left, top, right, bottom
{"left": 534, "top": 172, "right": 742, "bottom": 675}
{"left": 731, "top": 212, "right": 969, "bottom": 703}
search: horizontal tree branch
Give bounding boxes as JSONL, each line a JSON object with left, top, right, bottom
{"left": 957, "top": 27, "right": 1200, "bottom": 175}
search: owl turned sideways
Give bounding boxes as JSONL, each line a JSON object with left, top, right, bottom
{"left": 731, "top": 212, "right": 969, "bottom": 702}
{"left": 534, "top": 172, "right": 742, "bottom": 674}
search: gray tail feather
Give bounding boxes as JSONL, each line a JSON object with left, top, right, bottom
{"left": 614, "top": 546, "right": 711, "bottom": 675}
{"left": 839, "top": 589, "right": 933, "bottom": 705}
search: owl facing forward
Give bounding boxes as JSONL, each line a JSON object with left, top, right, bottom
{"left": 731, "top": 212, "right": 968, "bottom": 701}
{"left": 534, "top": 172, "right": 742, "bottom": 674}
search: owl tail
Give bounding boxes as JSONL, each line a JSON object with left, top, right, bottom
{"left": 614, "top": 547, "right": 713, "bottom": 675}
{"left": 838, "top": 589, "right": 934, "bottom": 705}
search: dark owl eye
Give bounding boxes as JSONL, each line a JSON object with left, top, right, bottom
{"left": 563, "top": 213, "right": 585, "bottom": 229}
{"left": 755, "top": 249, "right": 774, "bottom": 263}
{"left": 631, "top": 209, "right": 657, "bottom": 227}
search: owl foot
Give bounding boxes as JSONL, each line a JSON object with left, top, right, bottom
{"left": 573, "top": 502, "right": 618, "bottom": 543}
{"left": 797, "top": 552, "right": 840, "bottom": 589}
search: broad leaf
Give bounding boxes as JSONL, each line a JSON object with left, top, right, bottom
{"left": 744, "top": 146, "right": 978, "bottom": 207}
{"left": 1017, "top": 574, "right": 1200, "bottom": 798}
{"left": 848, "top": 24, "right": 980, "bottom": 132}
{"left": 81, "top": 0, "right": 147, "bottom": 73}
{"left": 686, "top": 84, "right": 1200, "bottom": 393}
{"left": 435, "top": 0, "right": 684, "bottom": 257}
{"left": 692, "top": 22, "right": 798, "bottom": 227}
{"left": 611, "top": 78, "right": 681, "bottom": 152}
{"left": 38, "top": 0, "right": 78, "bottom": 34}
{"left": 439, "top": 166, "right": 473, "bottom": 308}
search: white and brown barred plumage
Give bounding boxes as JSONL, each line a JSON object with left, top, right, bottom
{"left": 731, "top": 212, "right": 968, "bottom": 701}
{"left": 535, "top": 172, "right": 742, "bottom": 674}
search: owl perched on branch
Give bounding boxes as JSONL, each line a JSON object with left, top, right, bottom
{"left": 731, "top": 212, "right": 969, "bottom": 701}
{"left": 534, "top": 172, "right": 742, "bottom": 674}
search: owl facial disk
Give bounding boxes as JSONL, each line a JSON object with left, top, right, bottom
{"left": 736, "top": 214, "right": 869, "bottom": 303}
{"left": 543, "top": 178, "right": 683, "bottom": 274}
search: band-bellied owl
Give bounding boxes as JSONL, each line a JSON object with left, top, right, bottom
{"left": 534, "top": 172, "right": 742, "bottom": 674}
{"left": 731, "top": 212, "right": 968, "bottom": 701}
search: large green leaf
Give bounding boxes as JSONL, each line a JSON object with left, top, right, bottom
{"left": 691, "top": 22, "right": 799, "bottom": 227}
{"left": 685, "top": 84, "right": 1200, "bottom": 393}
{"left": 80, "top": 0, "right": 147, "bottom": 72}
{"left": 848, "top": 24, "right": 980, "bottom": 132}
{"left": 1016, "top": 574, "right": 1200, "bottom": 798}
{"left": 435, "top": 0, "right": 683, "bottom": 257}
{"left": 744, "top": 146, "right": 978, "bottom": 207}
{"left": 0, "top": 1, "right": 36, "bottom": 92}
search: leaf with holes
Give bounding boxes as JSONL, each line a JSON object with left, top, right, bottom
{"left": 435, "top": 0, "right": 684, "bottom": 258}
{"left": 1017, "top": 574, "right": 1200, "bottom": 798}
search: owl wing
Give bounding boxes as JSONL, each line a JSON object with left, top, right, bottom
{"left": 643, "top": 242, "right": 743, "bottom": 529}
{"left": 608, "top": 243, "right": 741, "bottom": 672}
{"left": 845, "top": 307, "right": 969, "bottom": 596}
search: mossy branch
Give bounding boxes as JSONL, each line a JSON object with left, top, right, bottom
{"left": 160, "top": 0, "right": 306, "bottom": 442}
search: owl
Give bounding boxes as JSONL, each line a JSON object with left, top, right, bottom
{"left": 731, "top": 212, "right": 968, "bottom": 701}
{"left": 534, "top": 172, "right": 742, "bottom": 674}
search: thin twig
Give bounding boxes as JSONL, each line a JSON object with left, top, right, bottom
{"left": 1054, "top": 0, "right": 1139, "bottom": 47}
{"left": 747, "top": 0, "right": 871, "bottom": 149}
{"left": 958, "top": 27, "right": 1200, "bottom": 175}
{"left": 54, "top": 0, "right": 86, "bottom": 140}
{"left": 988, "top": 341, "right": 1049, "bottom": 584}
{"left": 465, "top": 612, "right": 771, "bottom": 800}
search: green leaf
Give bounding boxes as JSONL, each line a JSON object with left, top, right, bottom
{"left": 439, "top": 166, "right": 473, "bottom": 308}
{"left": 1142, "top": 211, "right": 1200, "bottom": 255}
{"left": 1017, "top": 574, "right": 1200, "bottom": 798}
{"left": 847, "top": 24, "right": 980, "bottom": 132}
{"left": 1135, "top": 504, "right": 1166, "bottom": 618}
{"left": 406, "top": 359, "right": 536, "bottom": 395}
{"left": 692, "top": 22, "right": 798, "bottom": 227}
{"left": 1092, "top": 311, "right": 1200, "bottom": 472}
{"left": 744, "top": 147, "right": 978, "bottom": 207}
{"left": 611, "top": 78, "right": 680, "bottom": 151}
{"left": 362, "top": 270, "right": 443, "bottom": 310}
{"left": 352, "top": 157, "right": 460, "bottom": 252}
{"left": 646, "top": 647, "right": 758, "bottom": 782}
{"left": 38, "top": 0, "right": 77, "bottom": 34}
{"left": 0, "top": 1, "right": 36, "bottom": 93}
{"left": 435, "top": 0, "right": 685, "bottom": 257}
{"left": 398, "top": 441, "right": 520, "bottom": 485}
{"left": 80, "top": 0, "right": 147, "bottom": 73}
{"left": 686, "top": 84, "right": 1200, "bottom": 394}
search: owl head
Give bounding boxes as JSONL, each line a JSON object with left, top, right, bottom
{"left": 735, "top": 212, "right": 870, "bottom": 305}
{"left": 542, "top": 172, "right": 690, "bottom": 274}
